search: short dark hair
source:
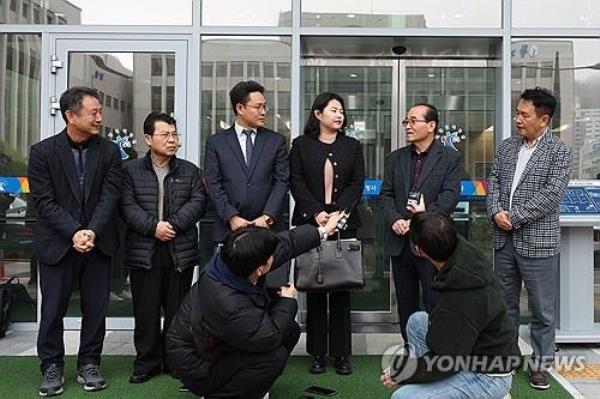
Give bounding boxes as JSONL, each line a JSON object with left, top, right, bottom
{"left": 221, "top": 227, "right": 279, "bottom": 277}
{"left": 229, "top": 80, "right": 265, "bottom": 115}
{"left": 59, "top": 86, "right": 100, "bottom": 123}
{"left": 303, "top": 92, "right": 348, "bottom": 139}
{"left": 520, "top": 87, "right": 557, "bottom": 119}
{"left": 143, "top": 112, "right": 177, "bottom": 135}
{"left": 410, "top": 102, "right": 439, "bottom": 132}
{"left": 409, "top": 209, "right": 458, "bottom": 262}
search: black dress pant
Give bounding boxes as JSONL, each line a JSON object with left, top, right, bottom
{"left": 391, "top": 245, "right": 440, "bottom": 341}
{"left": 306, "top": 290, "right": 352, "bottom": 358}
{"left": 37, "top": 249, "right": 111, "bottom": 371}
{"left": 188, "top": 305, "right": 301, "bottom": 399}
{"left": 130, "top": 243, "right": 193, "bottom": 374}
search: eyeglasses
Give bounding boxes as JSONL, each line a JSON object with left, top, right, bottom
{"left": 152, "top": 132, "right": 180, "bottom": 140}
{"left": 401, "top": 119, "right": 429, "bottom": 127}
{"left": 245, "top": 103, "right": 270, "bottom": 112}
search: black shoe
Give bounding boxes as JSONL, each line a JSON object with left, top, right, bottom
{"left": 39, "top": 364, "right": 65, "bottom": 397}
{"left": 528, "top": 369, "right": 550, "bottom": 390}
{"left": 129, "top": 368, "right": 161, "bottom": 384}
{"left": 308, "top": 356, "right": 326, "bottom": 374}
{"left": 334, "top": 356, "right": 353, "bottom": 375}
{"left": 77, "top": 364, "right": 107, "bottom": 391}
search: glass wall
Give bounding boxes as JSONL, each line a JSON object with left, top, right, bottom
{"left": 0, "top": 33, "right": 41, "bottom": 322}
{"left": 513, "top": 0, "right": 600, "bottom": 28}
{"left": 511, "top": 39, "right": 600, "bottom": 180}
{"left": 201, "top": 0, "right": 292, "bottom": 26}
{"left": 0, "top": 0, "right": 192, "bottom": 25}
{"left": 301, "top": 0, "right": 501, "bottom": 28}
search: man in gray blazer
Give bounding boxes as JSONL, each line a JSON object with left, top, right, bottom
{"left": 204, "top": 81, "right": 288, "bottom": 244}
{"left": 487, "top": 87, "right": 572, "bottom": 391}
{"left": 381, "top": 103, "right": 461, "bottom": 341}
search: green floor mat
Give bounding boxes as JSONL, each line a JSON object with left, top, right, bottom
{"left": 0, "top": 355, "right": 573, "bottom": 398}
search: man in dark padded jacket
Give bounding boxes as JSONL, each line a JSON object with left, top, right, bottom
{"left": 381, "top": 209, "right": 521, "bottom": 399}
{"left": 166, "top": 214, "right": 343, "bottom": 398}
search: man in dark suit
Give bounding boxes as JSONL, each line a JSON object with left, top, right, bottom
{"left": 28, "top": 86, "right": 122, "bottom": 397}
{"left": 381, "top": 103, "right": 461, "bottom": 340}
{"left": 204, "top": 80, "right": 288, "bottom": 244}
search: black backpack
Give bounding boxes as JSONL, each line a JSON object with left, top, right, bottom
{"left": 0, "top": 277, "right": 35, "bottom": 338}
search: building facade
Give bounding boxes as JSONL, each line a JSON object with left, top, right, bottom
{"left": 0, "top": 0, "right": 599, "bottom": 330}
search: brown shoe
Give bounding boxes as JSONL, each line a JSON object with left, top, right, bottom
{"left": 528, "top": 369, "right": 550, "bottom": 390}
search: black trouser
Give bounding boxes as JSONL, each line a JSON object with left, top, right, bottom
{"left": 391, "top": 245, "right": 440, "bottom": 341}
{"left": 130, "top": 243, "right": 193, "bottom": 375}
{"left": 305, "top": 228, "right": 355, "bottom": 358}
{"left": 188, "top": 307, "right": 301, "bottom": 398}
{"left": 37, "top": 249, "right": 111, "bottom": 372}
{"left": 306, "top": 290, "right": 352, "bottom": 358}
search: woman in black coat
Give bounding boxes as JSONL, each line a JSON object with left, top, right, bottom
{"left": 289, "top": 92, "right": 365, "bottom": 375}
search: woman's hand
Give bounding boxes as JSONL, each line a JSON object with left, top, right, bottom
{"left": 323, "top": 212, "right": 344, "bottom": 236}
{"left": 315, "top": 211, "right": 330, "bottom": 226}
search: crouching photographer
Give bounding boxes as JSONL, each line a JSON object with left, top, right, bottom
{"left": 166, "top": 213, "right": 343, "bottom": 399}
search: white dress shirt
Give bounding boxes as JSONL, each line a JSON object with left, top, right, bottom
{"left": 509, "top": 129, "right": 547, "bottom": 209}
{"left": 234, "top": 122, "right": 256, "bottom": 164}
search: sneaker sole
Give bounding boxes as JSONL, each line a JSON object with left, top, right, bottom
{"left": 76, "top": 376, "right": 107, "bottom": 391}
{"left": 39, "top": 378, "right": 65, "bottom": 397}
{"left": 529, "top": 382, "right": 550, "bottom": 390}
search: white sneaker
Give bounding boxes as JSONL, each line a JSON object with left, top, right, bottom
{"left": 263, "top": 393, "right": 269, "bottom": 399}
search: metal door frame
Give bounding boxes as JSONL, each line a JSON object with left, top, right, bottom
{"left": 44, "top": 34, "right": 190, "bottom": 330}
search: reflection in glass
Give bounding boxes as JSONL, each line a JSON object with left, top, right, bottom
{"left": 301, "top": 0, "right": 500, "bottom": 28}
{"left": 67, "top": 51, "right": 178, "bottom": 318}
{"left": 513, "top": 0, "right": 600, "bottom": 28}
{"left": 0, "top": 33, "right": 41, "bottom": 322}
{"left": 511, "top": 39, "right": 600, "bottom": 180}
{"left": 1, "top": 0, "right": 192, "bottom": 25}
{"left": 202, "top": 0, "right": 292, "bottom": 27}
{"left": 303, "top": 65, "right": 393, "bottom": 313}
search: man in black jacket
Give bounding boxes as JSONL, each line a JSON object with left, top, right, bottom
{"left": 381, "top": 103, "right": 461, "bottom": 340}
{"left": 28, "top": 87, "right": 122, "bottom": 396}
{"left": 166, "top": 215, "right": 342, "bottom": 399}
{"left": 381, "top": 210, "right": 520, "bottom": 399}
{"left": 120, "top": 112, "right": 206, "bottom": 384}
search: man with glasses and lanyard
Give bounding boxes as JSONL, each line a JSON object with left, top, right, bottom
{"left": 204, "top": 80, "right": 289, "bottom": 250}
{"left": 381, "top": 103, "right": 462, "bottom": 341}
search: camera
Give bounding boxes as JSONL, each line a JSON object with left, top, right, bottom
{"left": 407, "top": 191, "right": 421, "bottom": 208}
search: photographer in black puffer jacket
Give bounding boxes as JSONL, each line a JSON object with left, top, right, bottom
{"left": 120, "top": 112, "right": 207, "bottom": 384}
{"left": 166, "top": 213, "right": 343, "bottom": 399}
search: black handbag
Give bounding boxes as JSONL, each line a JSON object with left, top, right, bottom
{"left": 294, "top": 233, "right": 365, "bottom": 292}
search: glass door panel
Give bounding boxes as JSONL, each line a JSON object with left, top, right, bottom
{"left": 301, "top": 61, "right": 397, "bottom": 323}
{"left": 403, "top": 62, "right": 496, "bottom": 261}
{"left": 51, "top": 37, "right": 188, "bottom": 329}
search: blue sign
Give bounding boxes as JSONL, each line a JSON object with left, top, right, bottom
{"left": 363, "top": 179, "right": 382, "bottom": 197}
{"left": 560, "top": 186, "right": 600, "bottom": 214}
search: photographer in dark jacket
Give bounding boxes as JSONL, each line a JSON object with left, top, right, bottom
{"left": 121, "top": 112, "right": 207, "bottom": 383}
{"left": 381, "top": 210, "right": 520, "bottom": 399}
{"left": 166, "top": 214, "right": 343, "bottom": 399}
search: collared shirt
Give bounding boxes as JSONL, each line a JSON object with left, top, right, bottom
{"left": 509, "top": 129, "right": 547, "bottom": 209}
{"left": 234, "top": 122, "right": 256, "bottom": 164}
{"left": 410, "top": 142, "right": 432, "bottom": 190}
